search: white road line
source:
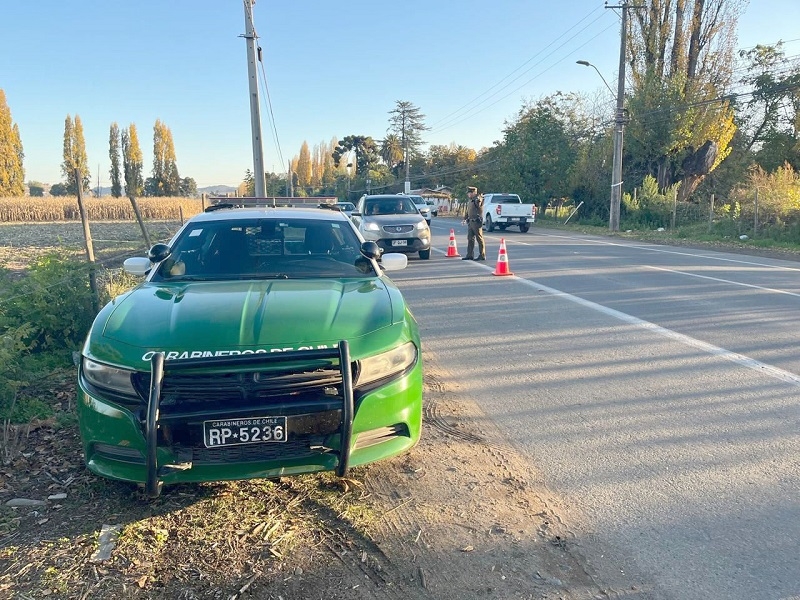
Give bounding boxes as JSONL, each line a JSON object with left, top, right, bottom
{"left": 522, "top": 275, "right": 800, "bottom": 387}
{"left": 646, "top": 265, "right": 800, "bottom": 297}
{"left": 532, "top": 231, "right": 800, "bottom": 271}
{"left": 431, "top": 244, "right": 800, "bottom": 387}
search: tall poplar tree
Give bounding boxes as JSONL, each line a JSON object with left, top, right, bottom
{"left": 0, "top": 89, "right": 25, "bottom": 196}
{"left": 61, "top": 115, "right": 90, "bottom": 194}
{"left": 296, "top": 141, "right": 312, "bottom": 190}
{"left": 122, "top": 124, "right": 144, "bottom": 197}
{"left": 149, "top": 119, "right": 180, "bottom": 196}
{"left": 109, "top": 122, "right": 122, "bottom": 197}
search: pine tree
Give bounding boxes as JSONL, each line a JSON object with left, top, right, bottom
{"left": 122, "top": 124, "right": 144, "bottom": 197}
{"left": 109, "top": 122, "right": 122, "bottom": 197}
{"left": 0, "top": 90, "right": 25, "bottom": 196}
{"left": 61, "top": 114, "right": 90, "bottom": 194}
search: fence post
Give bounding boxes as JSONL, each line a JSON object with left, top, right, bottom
{"left": 708, "top": 193, "right": 714, "bottom": 233}
{"left": 754, "top": 188, "right": 759, "bottom": 236}
{"left": 75, "top": 170, "right": 99, "bottom": 314}
{"left": 671, "top": 188, "right": 677, "bottom": 230}
{"left": 128, "top": 195, "right": 152, "bottom": 249}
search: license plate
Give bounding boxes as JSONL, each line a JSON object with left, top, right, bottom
{"left": 203, "top": 416, "right": 287, "bottom": 447}
{"left": 391, "top": 239, "right": 408, "bottom": 246}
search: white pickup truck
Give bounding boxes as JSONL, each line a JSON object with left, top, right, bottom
{"left": 482, "top": 193, "right": 536, "bottom": 233}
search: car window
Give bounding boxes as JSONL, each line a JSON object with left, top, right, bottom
{"left": 364, "top": 198, "right": 417, "bottom": 215}
{"left": 492, "top": 195, "right": 521, "bottom": 204}
{"left": 153, "top": 218, "right": 375, "bottom": 280}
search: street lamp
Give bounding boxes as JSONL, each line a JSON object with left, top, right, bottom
{"left": 577, "top": 57, "right": 626, "bottom": 232}
{"left": 576, "top": 60, "right": 615, "bottom": 98}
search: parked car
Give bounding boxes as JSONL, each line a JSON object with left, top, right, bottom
{"left": 425, "top": 199, "right": 438, "bottom": 217}
{"left": 352, "top": 194, "right": 431, "bottom": 260}
{"left": 77, "top": 205, "right": 423, "bottom": 497}
{"left": 334, "top": 201, "right": 356, "bottom": 218}
{"left": 405, "top": 194, "right": 432, "bottom": 225}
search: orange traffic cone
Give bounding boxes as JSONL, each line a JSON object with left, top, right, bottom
{"left": 492, "top": 238, "right": 514, "bottom": 276}
{"left": 445, "top": 228, "right": 461, "bottom": 257}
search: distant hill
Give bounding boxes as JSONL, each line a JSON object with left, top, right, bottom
{"left": 199, "top": 185, "right": 237, "bottom": 196}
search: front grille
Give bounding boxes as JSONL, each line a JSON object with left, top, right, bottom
{"left": 133, "top": 364, "right": 345, "bottom": 410}
{"left": 139, "top": 345, "right": 355, "bottom": 496}
{"left": 382, "top": 224, "right": 414, "bottom": 234}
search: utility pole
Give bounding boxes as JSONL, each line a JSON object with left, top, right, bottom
{"left": 243, "top": 0, "right": 266, "bottom": 197}
{"left": 404, "top": 136, "right": 410, "bottom": 194}
{"left": 606, "top": 1, "right": 629, "bottom": 232}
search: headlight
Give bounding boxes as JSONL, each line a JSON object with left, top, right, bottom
{"left": 363, "top": 222, "right": 381, "bottom": 232}
{"left": 415, "top": 221, "right": 428, "bottom": 230}
{"left": 82, "top": 358, "right": 138, "bottom": 396}
{"left": 356, "top": 341, "right": 417, "bottom": 386}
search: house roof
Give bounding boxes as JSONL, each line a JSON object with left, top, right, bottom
{"left": 409, "top": 187, "right": 452, "bottom": 199}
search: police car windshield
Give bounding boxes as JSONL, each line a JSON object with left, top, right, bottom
{"left": 152, "top": 218, "right": 376, "bottom": 281}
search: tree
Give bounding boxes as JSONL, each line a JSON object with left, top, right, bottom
{"left": 108, "top": 123, "right": 123, "bottom": 198}
{"left": 121, "top": 124, "right": 144, "bottom": 197}
{"left": 332, "top": 135, "right": 379, "bottom": 178}
{"left": 380, "top": 134, "right": 404, "bottom": 177}
{"left": 0, "top": 89, "right": 25, "bottom": 196}
{"left": 491, "top": 96, "right": 578, "bottom": 206}
{"left": 296, "top": 141, "right": 312, "bottom": 190}
{"left": 61, "top": 114, "right": 90, "bottom": 195}
{"left": 387, "top": 101, "right": 429, "bottom": 182}
{"left": 241, "top": 169, "right": 255, "bottom": 196}
{"left": 49, "top": 183, "right": 69, "bottom": 196}
{"left": 626, "top": 0, "right": 743, "bottom": 202}
{"left": 150, "top": 119, "right": 181, "bottom": 196}
{"left": 179, "top": 177, "right": 197, "bottom": 197}
{"left": 28, "top": 181, "right": 44, "bottom": 197}
{"left": 735, "top": 43, "right": 800, "bottom": 172}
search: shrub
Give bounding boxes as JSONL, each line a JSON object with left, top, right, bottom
{"left": 0, "top": 254, "right": 95, "bottom": 352}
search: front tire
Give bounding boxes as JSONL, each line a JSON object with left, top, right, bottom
{"left": 419, "top": 249, "right": 431, "bottom": 260}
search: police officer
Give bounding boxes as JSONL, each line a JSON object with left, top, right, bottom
{"left": 462, "top": 186, "right": 486, "bottom": 260}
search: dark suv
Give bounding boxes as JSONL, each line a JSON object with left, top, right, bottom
{"left": 353, "top": 194, "right": 431, "bottom": 260}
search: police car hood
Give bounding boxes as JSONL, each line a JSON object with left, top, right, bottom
{"left": 100, "top": 278, "right": 400, "bottom": 353}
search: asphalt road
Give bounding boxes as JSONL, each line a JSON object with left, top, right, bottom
{"left": 390, "top": 218, "right": 800, "bottom": 600}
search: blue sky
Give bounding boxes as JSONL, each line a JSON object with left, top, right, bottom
{"left": 2, "top": 1, "right": 799, "bottom": 189}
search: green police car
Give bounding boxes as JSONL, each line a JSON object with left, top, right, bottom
{"left": 77, "top": 205, "right": 422, "bottom": 497}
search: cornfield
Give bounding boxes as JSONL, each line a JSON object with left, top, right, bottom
{"left": 0, "top": 196, "right": 205, "bottom": 222}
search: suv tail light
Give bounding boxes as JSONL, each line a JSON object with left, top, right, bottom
{"left": 495, "top": 205, "right": 502, "bottom": 215}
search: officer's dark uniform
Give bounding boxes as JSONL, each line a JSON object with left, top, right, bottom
{"left": 463, "top": 186, "right": 486, "bottom": 260}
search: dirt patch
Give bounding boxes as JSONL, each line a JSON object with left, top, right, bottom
{"left": 0, "top": 356, "right": 605, "bottom": 600}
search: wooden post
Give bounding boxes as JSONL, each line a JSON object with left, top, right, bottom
{"left": 754, "top": 188, "right": 759, "bottom": 236}
{"left": 671, "top": 188, "right": 677, "bottom": 230}
{"left": 201, "top": 193, "right": 206, "bottom": 211}
{"left": 75, "top": 170, "right": 99, "bottom": 314}
{"left": 128, "top": 195, "right": 152, "bottom": 249}
{"left": 708, "top": 193, "right": 714, "bottom": 233}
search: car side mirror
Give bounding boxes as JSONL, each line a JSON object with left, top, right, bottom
{"left": 148, "top": 243, "right": 172, "bottom": 263}
{"left": 360, "top": 241, "right": 381, "bottom": 260}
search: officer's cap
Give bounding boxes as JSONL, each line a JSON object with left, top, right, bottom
{"left": 467, "top": 186, "right": 477, "bottom": 193}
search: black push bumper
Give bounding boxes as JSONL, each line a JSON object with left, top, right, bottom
{"left": 144, "top": 342, "right": 354, "bottom": 498}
